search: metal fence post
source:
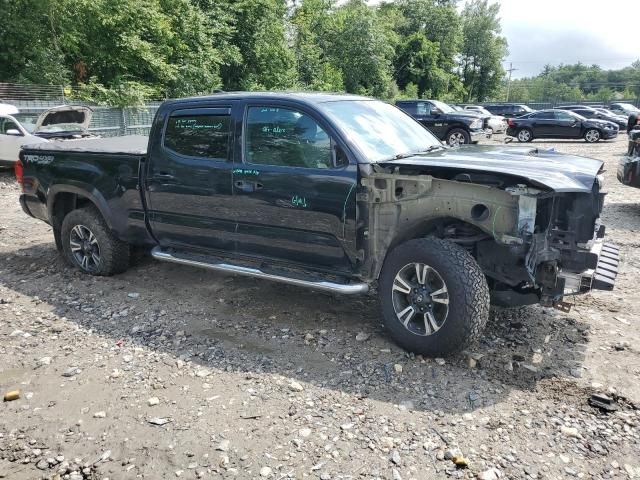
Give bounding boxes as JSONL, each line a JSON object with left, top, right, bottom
{"left": 121, "top": 108, "right": 127, "bottom": 136}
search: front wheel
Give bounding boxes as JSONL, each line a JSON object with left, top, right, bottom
{"left": 378, "top": 238, "right": 490, "bottom": 356}
{"left": 584, "top": 128, "right": 601, "bottom": 143}
{"left": 61, "top": 206, "right": 130, "bottom": 276}
{"left": 446, "top": 128, "right": 471, "bottom": 146}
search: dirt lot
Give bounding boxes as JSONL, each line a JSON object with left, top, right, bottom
{"left": 1, "top": 135, "right": 639, "bottom": 480}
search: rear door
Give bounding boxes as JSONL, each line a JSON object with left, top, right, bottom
{"left": 145, "top": 104, "right": 237, "bottom": 252}
{"left": 528, "top": 111, "right": 557, "bottom": 137}
{"left": 232, "top": 102, "right": 357, "bottom": 274}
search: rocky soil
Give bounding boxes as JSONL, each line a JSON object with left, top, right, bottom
{"left": 1, "top": 136, "right": 639, "bottom": 479}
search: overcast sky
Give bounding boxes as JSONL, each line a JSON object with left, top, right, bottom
{"left": 489, "top": 0, "right": 639, "bottom": 78}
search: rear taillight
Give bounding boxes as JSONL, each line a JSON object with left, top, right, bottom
{"left": 507, "top": 119, "right": 515, "bottom": 127}
{"left": 14, "top": 159, "right": 24, "bottom": 191}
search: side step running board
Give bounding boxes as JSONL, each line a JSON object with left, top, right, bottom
{"left": 151, "top": 247, "right": 369, "bottom": 295}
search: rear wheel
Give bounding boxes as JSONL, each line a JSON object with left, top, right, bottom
{"left": 517, "top": 128, "right": 533, "bottom": 142}
{"left": 584, "top": 128, "right": 601, "bottom": 143}
{"left": 61, "top": 206, "right": 130, "bottom": 276}
{"left": 446, "top": 128, "right": 471, "bottom": 146}
{"left": 378, "top": 238, "right": 490, "bottom": 356}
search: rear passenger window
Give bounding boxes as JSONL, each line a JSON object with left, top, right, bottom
{"left": 164, "top": 113, "right": 230, "bottom": 159}
{"left": 244, "top": 106, "right": 332, "bottom": 169}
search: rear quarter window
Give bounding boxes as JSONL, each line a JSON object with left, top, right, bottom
{"left": 164, "top": 113, "right": 230, "bottom": 159}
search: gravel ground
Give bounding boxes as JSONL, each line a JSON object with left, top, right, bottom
{"left": 1, "top": 135, "right": 639, "bottom": 480}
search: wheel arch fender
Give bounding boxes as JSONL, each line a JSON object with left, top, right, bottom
{"left": 47, "top": 182, "right": 114, "bottom": 231}
{"left": 373, "top": 216, "right": 493, "bottom": 280}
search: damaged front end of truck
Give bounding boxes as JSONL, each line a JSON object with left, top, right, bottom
{"left": 357, "top": 146, "right": 619, "bottom": 309}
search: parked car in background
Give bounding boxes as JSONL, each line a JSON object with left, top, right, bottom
{"left": 555, "top": 105, "right": 627, "bottom": 130}
{"left": 17, "top": 92, "right": 619, "bottom": 356}
{"left": 0, "top": 105, "right": 95, "bottom": 166}
{"left": 609, "top": 103, "right": 640, "bottom": 117}
{"left": 506, "top": 109, "right": 618, "bottom": 143}
{"left": 396, "top": 99, "right": 487, "bottom": 145}
{"left": 450, "top": 104, "right": 464, "bottom": 111}
{"left": 462, "top": 105, "right": 508, "bottom": 134}
{"left": 0, "top": 114, "right": 48, "bottom": 166}
{"left": 484, "top": 104, "right": 535, "bottom": 118}
{"left": 618, "top": 129, "right": 640, "bottom": 188}
{"left": 30, "top": 105, "right": 94, "bottom": 140}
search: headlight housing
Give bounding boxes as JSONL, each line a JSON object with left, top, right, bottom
{"left": 470, "top": 119, "right": 482, "bottom": 129}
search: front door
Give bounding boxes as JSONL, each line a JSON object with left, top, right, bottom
{"left": 0, "top": 116, "right": 24, "bottom": 163}
{"left": 554, "top": 111, "right": 582, "bottom": 138}
{"left": 145, "top": 105, "right": 237, "bottom": 252}
{"left": 232, "top": 103, "right": 357, "bottom": 274}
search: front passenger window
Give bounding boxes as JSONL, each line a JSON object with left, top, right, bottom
{"left": 245, "top": 106, "right": 332, "bottom": 169}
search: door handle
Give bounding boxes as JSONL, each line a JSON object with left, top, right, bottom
{"left": 153, "top": 171, "right": 176, "bottom": 181}
{"left": 235, "top": 180, "right": 262, "bottom": 192}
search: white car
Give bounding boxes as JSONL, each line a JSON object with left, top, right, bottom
{"left": 0, "top": 105, "right": 93, "bottom": 167}
{"left": 0, "top": 114, "right": 48, "bottom": 167}
{"left": 463, "top": 105, "right": 508, "bottom": 134}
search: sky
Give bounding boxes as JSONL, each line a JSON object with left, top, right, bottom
{"left": 488, "top": 0, "right": 640, "bottom": 78}
{"left": 362, "top": 0, "right": 640, "bottom": 78}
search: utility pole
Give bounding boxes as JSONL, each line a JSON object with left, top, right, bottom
{"left": 505, "top": 62, "right": 518, "bottom": 102}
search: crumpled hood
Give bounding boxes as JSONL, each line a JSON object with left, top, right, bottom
{"left": 34, "top": 105, "right": 93, "bottom": 133}
{"left": 379, "top": 145, "right": 603, "bottom": 193}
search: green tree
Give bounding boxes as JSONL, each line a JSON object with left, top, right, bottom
{"left": 220, "top": 0, "right": 297, "bottom": 90}
{"left": 459, "top": 0, "right": 507, "bottom": 101}
{"left": 325, "top": 0, "right": 395, "bottom": 97}
{"left": 291, "top": 0, "right": 344, "bottom": 91}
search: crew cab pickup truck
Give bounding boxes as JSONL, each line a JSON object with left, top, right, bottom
{"left": 395, "top": 99, "right": 488, "bottom": 145}
{"left": 17, "top": 92, "right": 619, "bottom": 357}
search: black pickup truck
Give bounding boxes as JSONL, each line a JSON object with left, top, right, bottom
{"left": 17, "top": 92, "right": 619, "bottom": 356}
{"left": 395, "top": 99, "right": 488, "bottom": 145}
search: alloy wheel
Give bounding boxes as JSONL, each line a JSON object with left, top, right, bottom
{"left": 391, "top": 262, "right": 450, "bottom": 336}
{"left": 448, "top": 132, "right": 466, "bottom": 145}
{"left": 585, "top": 129, "right": 600, "bottom": 142}
{"left": 518, "top": 129, "right": 531, "bottom": 142}
{"left": 69, "top": 224, "right": 101, "bottom": 272}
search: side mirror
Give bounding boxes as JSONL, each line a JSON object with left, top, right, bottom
{"left": 431, "top": 107, "right": 441, "bottom": 115}
{"left": 5, "top": 129, "right": 22, "bottom": 136}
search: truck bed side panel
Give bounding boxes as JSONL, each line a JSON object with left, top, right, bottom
{"left": 21, "top": 146, "right": 153, "bottom": 245}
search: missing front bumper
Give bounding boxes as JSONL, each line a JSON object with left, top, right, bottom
{"left": 558, "top": 240, "right": 620, "bottom": 294}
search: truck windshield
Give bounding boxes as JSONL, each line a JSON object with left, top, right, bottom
{"left": 318, "top": 100, "right": 442, "bottom": 162}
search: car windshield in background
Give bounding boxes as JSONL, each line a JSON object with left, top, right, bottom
{"left": 319, "top": 100, "right": 442, "bottom": 163}
{"left": 566, "top": 111, "right": 587, "bottom": 121}
{"left": 430, "top": 100, "right": 455, "bottom": 113}
{"left": 474, "top": 107, "right": 492, "bottom": 115}
{"left": 617, "top": 103, "right": 640, "bottom": 112}
{"left": 522, "top": 105, "right": 535, "bottom": 113}
{"left": 11, "top": 114, "right": 36, "bottom": 133}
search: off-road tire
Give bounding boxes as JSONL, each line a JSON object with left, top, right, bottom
{"left": 584, "top": 128, "right": 601, "bottom": 143}
{"left": 517, "top": 128, "right": 533, "bottom": 142}
{"left": 446, "top": 128, "right": 471, "bottom": 146}
{"left": 61, "top": 206, "right": 130, "bottom": 276}
{"left": 379, "top": 237, "right": 490, "bottom": 356}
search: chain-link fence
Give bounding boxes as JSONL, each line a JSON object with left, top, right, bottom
{"left": 1, "top": 83, "right": 161, "bottom": 137}
{"left": 10, "top": 105, "right": 160, "bottom": 137}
